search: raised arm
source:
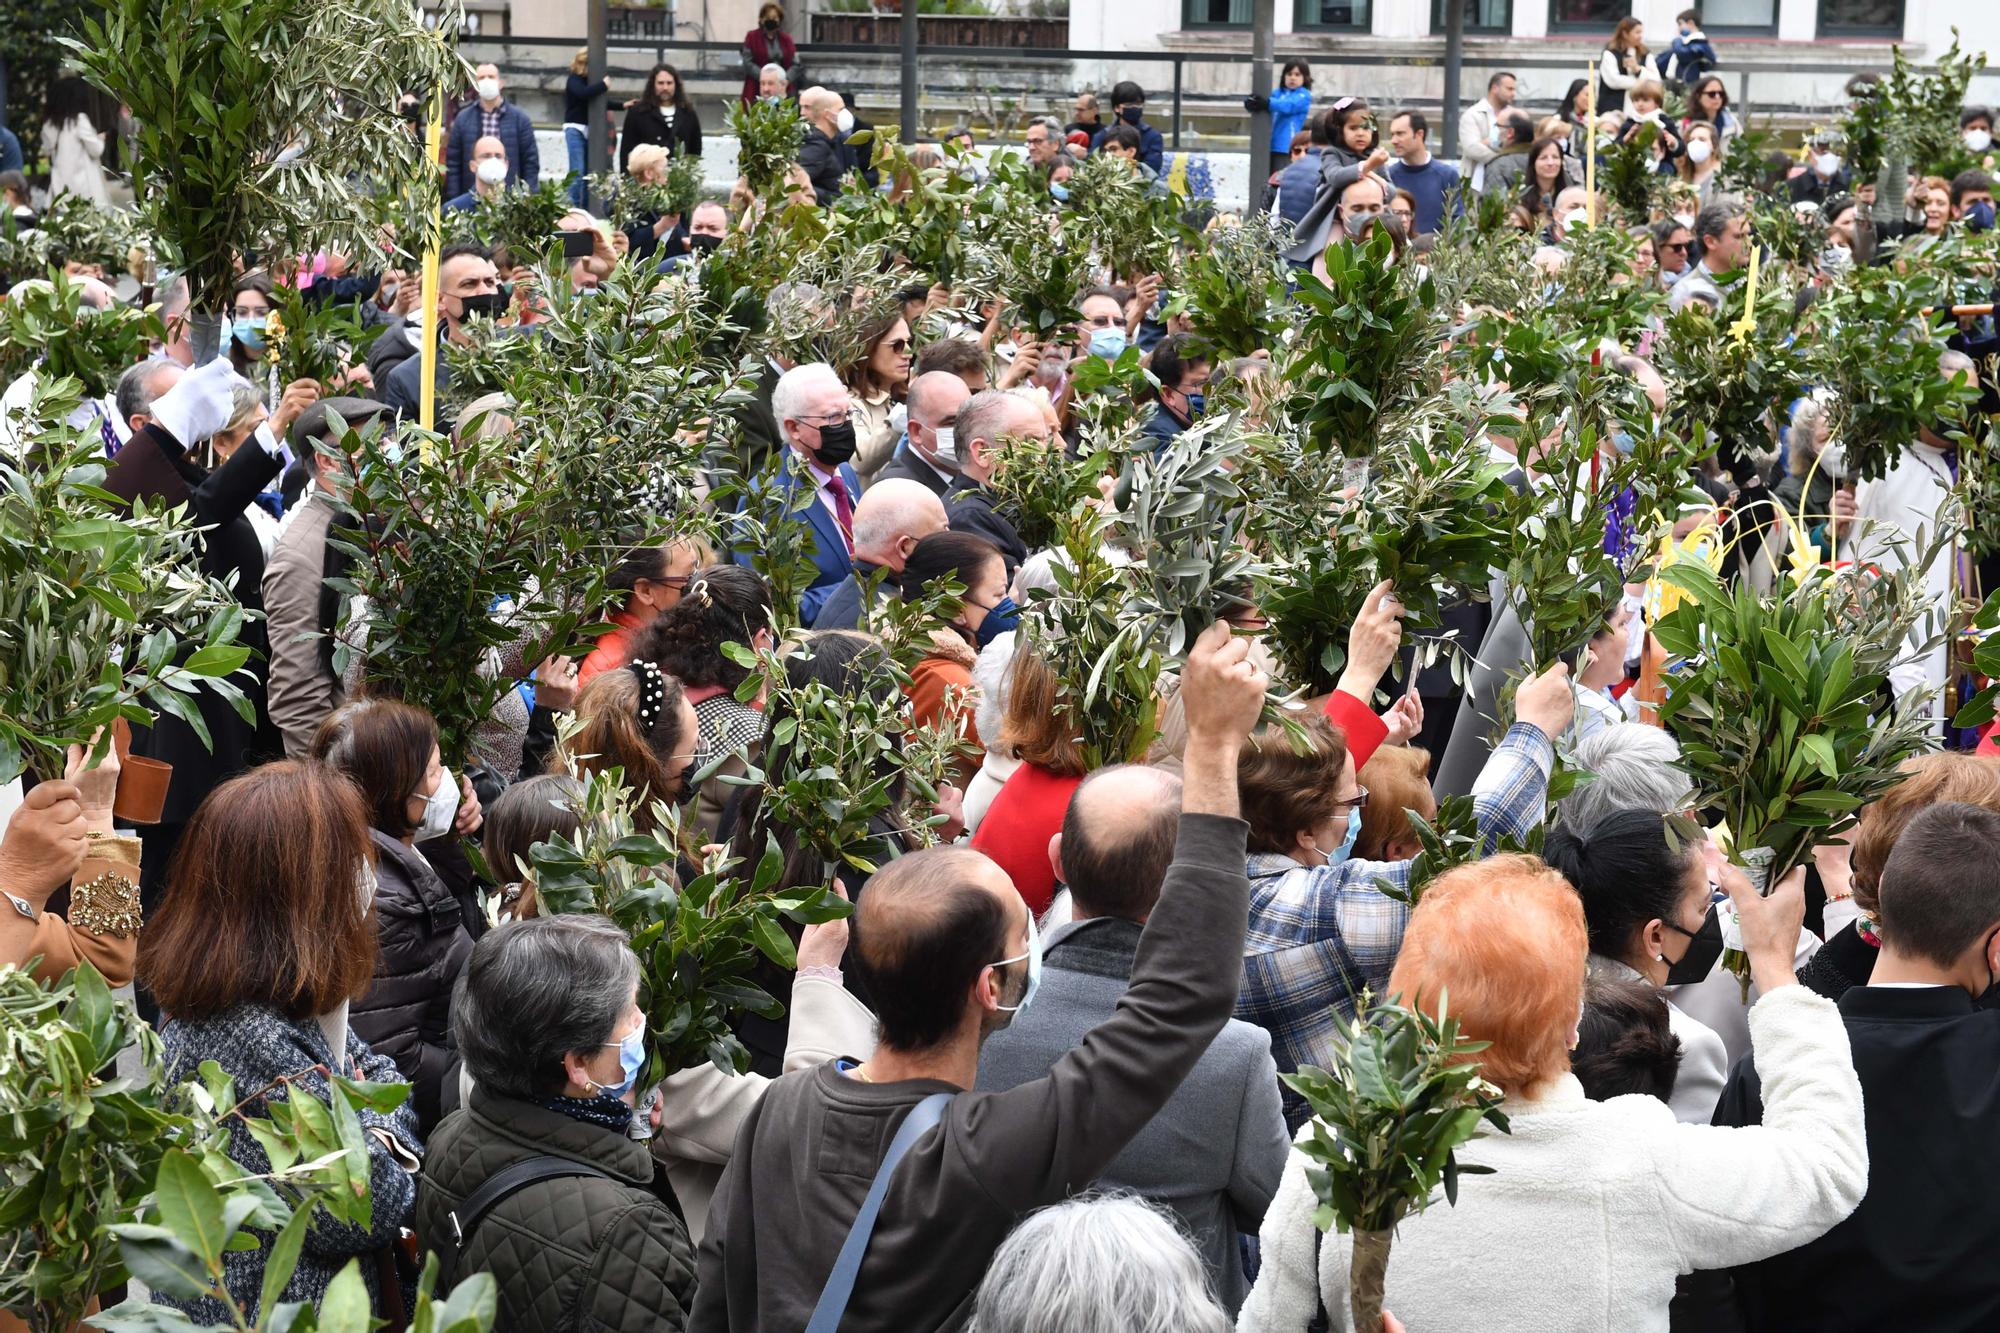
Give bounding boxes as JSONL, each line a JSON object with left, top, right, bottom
{"left": 969, "top": 621, "right": 1264, "bottom": 1205}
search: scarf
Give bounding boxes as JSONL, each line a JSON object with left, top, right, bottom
{"left": 534, "top": 1092, "right": 634, "bottom": 1132}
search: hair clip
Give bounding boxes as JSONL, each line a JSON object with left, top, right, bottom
{"left": 684, "top": 577, "right": 713, "bottom": 609}
{"left": 628, "top": 659, "right": 668, "bottom": 728}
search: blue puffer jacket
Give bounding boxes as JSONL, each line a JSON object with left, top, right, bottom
{"left": 1268, "top": 86, "right": 1312, "bottom": 155}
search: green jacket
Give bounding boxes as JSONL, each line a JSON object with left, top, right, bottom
{"left": 417, "top": 1088, "right": 696, "bottom": 1332}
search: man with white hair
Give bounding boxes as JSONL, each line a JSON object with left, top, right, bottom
{"left": 757, "top": 63, "right": 789, "bottom": 103}
{"left": 944, "top": 389, "right": 1046, "bottom": 572}
{"left": 796, "top": 87, "right": 848, "bottom": 206}
{"left": 811, "top": 478, "right": 949, "bottom": 631}
{"left": 114, "top": 358, "right": 186, "bottom": 439}
{"left": 874, "top": 370, "right": 969, "bottom": 497}
{"left": 735, "top": 362, "right": 860, "bottom": 623}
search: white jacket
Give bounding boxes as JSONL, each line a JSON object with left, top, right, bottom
{"left": 1842, "top": 440, "right": 1957, "bottom": 708}
{"left": 1590, "top": 954, "right": 1727, "bottom": 1125}
{"left": 42, "top": 114, "right": 110, "bottom": 206}
{"left": 1239, "top": 985, "right": 1867, "bottom": 1333}
{"left": 654, "top": 973, "right": 876, "bottom": 1244}
{"left": 1458, "top": 99, "right": 1503, "bottom": 187}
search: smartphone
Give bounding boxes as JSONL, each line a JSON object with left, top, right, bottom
{"left": 559, "top": 229, "right": 594, "bottom": 261}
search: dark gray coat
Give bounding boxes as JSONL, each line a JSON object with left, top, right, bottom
{"left": 974, "top": 916, "right": 1290, "bottom": 1313}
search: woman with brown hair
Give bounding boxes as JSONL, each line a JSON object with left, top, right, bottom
{"left": 843, "top": 308, "right": 914, "bottom": 486}
{"left": 1598, "top": 16, "right": 1649, "bottom": 116}
{"left": 899, "top": 530, "right": 1010, "bottom": 789}
{"left": 966, "top": 648, "right": 1092, "bottom": 916}
{"left": 311, "top": 698, "right": 479, "bottom": 1133}
{"left": 577, "top": 537, "right": 711, "bottom": 689}
{"left": 1800, "top": 752, "right": 2000, "bottom": 1001}
{"left": 479, "top": 773, "right": 585, "bottom": 924}
{"left": 1353, "top": 744, "right": 1434, "bottom": 862}
{"left": 561, "top": 661, "right": 702, "bottom": 833}
{"left": 139, "top": 761, "right": 419, "bottom": 1326}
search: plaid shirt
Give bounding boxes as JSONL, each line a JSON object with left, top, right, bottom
{"left": 480, "top": 102, "right": 504, "bottom": 140}
{"left": 1237, "top": 721, "right": 1555, "bottom": 1125}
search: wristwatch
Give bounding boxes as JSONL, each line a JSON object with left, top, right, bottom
{"left": 5, "top": 891, "right": 37, "bottom": 921}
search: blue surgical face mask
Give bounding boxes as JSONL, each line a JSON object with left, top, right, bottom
{"left": 232, "top": 316, "right": 269, "bottom": 352}
{"left": 596, "top": 1017, "right": 648, "bottom": 1098}
{"left": 1088, "top": 327, "right": 1127, "bottom": 359}
{"left": 1612, "top": 428, "right": 1636, "bottom": 455}
{"left": 992, "top": 910, "right": 1041, "bottom": 1017}
{"left": 1049, "top": 182, "right": 1070, "bottom": 202}
{"left": 1967, "top": 199, "right": 1997, "bottom": 234}
{"left": 1182, "top": 389, "right": 1206, "bottom": 420}
{"left": 1308, "top": 813, "right": 1361, "bottom": 868}
{"left": 975, "top": 595, "right": 1019, "bottom": 648}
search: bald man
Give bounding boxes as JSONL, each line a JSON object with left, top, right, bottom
{"left": 810, "top": 477, "right": 949, "bottom": 630}
{"left": 690, "top": 621, "right": 1267, "bottom": 1330}
{"left": 976, "top": 762, "right": 1290, "bottom": 1313}
{"left": 796, "top": 86, "right": 848, "bottom": 206}
{"left": 874, "top": 370, "right": 970, "bottom": 496}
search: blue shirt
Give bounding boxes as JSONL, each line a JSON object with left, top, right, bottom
{"left": 1267, "top": 86, "right": 1312, "bottom": 155}
{"left": 0, "top": 126, "right": 21, "bottom": 175}
{"left": 1387, "top": 154, "right": 1463, "bottom": 236}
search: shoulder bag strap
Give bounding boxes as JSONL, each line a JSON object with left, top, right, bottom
{"left": 802, "top": 1093, "right": 953, "bottom": 1333}
{"left": 442, "top": 1155, "right": 614, "bottom": 1286}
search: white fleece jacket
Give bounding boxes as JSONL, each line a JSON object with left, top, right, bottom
{"left": 1239, "top": 984, "right": 1867, "bottom": 1333}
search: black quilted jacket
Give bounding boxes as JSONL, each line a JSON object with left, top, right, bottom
{"left": 416, "top": 1088, "right": 696, "bottom": 1332}
{"left": 352, "top": 829, "right": 474, "bottom": 1135}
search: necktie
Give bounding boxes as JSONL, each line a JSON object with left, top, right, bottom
{"left": 826, "top": 473, "right": 855, "bottom": 552}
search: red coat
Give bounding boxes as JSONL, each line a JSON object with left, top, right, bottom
{"left": 740, "top": 28, "right": 798, "bottom": 106}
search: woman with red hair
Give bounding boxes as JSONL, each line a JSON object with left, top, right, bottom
{"left": 1242, "top": 852, "right": 1870, "bottom": 1332}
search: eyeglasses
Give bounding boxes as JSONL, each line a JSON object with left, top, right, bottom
{"left": 1331, "top": 785, "right": 1370, "bottom": 815}
{"left": 797, "top": 412, "right": 849, "bottom": 426}
{"left": 1660, "top": 240, "right": 1689, "bottom": 252}
{"left": 885, "top": 338, "right": 911, "bottom": 353}
{"left": 1702, "top": 90, "right": 1725, "bottom": 98}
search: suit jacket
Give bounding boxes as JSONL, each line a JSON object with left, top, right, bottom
{"left": 1715, "top": 984, "right": 2000, "bottom": 1332}
{"left": 798, "top": 126, "right": 845, "bottom": 206}
{"left": 443, "top": 101, "right": 539, "bottom": 200}
{"left": 730, "top": 361, "right": 783, "bottom": 481}
{"left": 944, "top": 477, "right": 1027, "bottom": 573}
{"left": 809, "top": 561, "right": 896, "bottom": 632}
{"left": 872, "top": 440, "right": 951, "bottom": 497}
{"left": 975, "top": 917, "right": 1290, "bottom": 1314}
{"left": 261, "top": 491, "right": 342, "bottom": 759}
{"left": 735, "top": 456, "right": 858, "bottom": 625}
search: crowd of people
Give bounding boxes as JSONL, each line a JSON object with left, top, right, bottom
{"left": 5, "top": 18, "right": 2000, "bottom": 1333}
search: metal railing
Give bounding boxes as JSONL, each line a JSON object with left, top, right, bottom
{"left": 473, "top": 32, "right": 1913, "bottom": 156}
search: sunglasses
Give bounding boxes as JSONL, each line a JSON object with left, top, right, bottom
{"left": 1332, "top": 785, "right": 1371, "bottom": 815}
{"left": 886, "top": 338, "right": 911, "bottom": 353}
{"left": 1660, "top": 240, "right": 1689, "bottom": 252}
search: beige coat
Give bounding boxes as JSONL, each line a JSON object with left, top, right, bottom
{"left": 261, "top": 490, "right": 343, "bottom": 759}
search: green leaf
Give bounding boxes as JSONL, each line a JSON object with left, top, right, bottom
{"left": 258, "top": 1206, "right": 316, "bottom": 1320}
{"left": 317, "top": 1261, "right": 373, "bottom": 1333}
{"left": 154, "top": 1148, "right": 227, "bottom": 1267}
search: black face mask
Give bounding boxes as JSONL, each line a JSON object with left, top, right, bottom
{"left": 763, "top": 17, "right": 780, "bottom": 31}
{"left": 688, "top": 232, "right": 723, "bottom": 256}
{"left": 1120, "top": 105, "right": 1144, "bottom": 126}
{"left": 455, "top": 291, "right": 509, "bottom": 321}
{"left": 1662, "top": 903, "right": 1725, "bottom": 986}
{"left": 811, "top": 418, "right": 858, "bottom": 467}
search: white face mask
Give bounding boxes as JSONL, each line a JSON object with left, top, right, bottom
{"left": 1673, "top": 211, "right": 1696, "bottom": 229}
{"left": 931, "top": 425, "right": 957, "bottom": 466}
{"left": 415, "top": 770, "right": 460, "bottom": 842}
{"left": 475, "top": 157, "right": 508, "bottom": 186}
{"left": 1685, "top": 139, "right": 1712, "bottom": 165}
{"left": 835, "top": 107, "right": 855, "bottom": 136}
{"left": 1815, "top": 152, "right": 1841, "bottom": 178}
{"left": 1968, "top": 128, "right": 1994, "bottom": 154}
{"left": 476, "top": 78, "right": 501, "bottom": 102}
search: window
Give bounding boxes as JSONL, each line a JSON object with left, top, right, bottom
{"left": 1431, "top": 0, "right": 1512, "bottom": 33}
{"left": 1546, "top": 0, "right": 1626, "bottom": 32}
{"left": 1700, "top": 0, "right": 1776, "bottom": 33}
{"left": 1183, "top": 0, "right": 1250, "bottom": 25}
{"left": 1297, "top": 0, "right": 1372, "bottom": 27}
{"left": 1817, "top": 0, "right": 1902, "bottom": 35}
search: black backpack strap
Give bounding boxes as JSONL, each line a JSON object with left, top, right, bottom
{"left": 442, "top": 1155, "right": 613, "bottom": 1286}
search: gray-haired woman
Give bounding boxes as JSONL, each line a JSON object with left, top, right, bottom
{"left": 415, "top": 915, "right": 696, "bottom": 1332}
{"left": 968, "top": 1195, "right": 1233, "bottom": 1333}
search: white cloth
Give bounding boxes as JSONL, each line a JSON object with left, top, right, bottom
{"left": 962, "top": 750, "right": 1022, "bottom": 835}
{"left": 1458, "top": 98, "right": 1503, "bottom": 186}
{"left": 1239, "top": 985, "right": 1868, "bottom": 1333}
{"left": 42, "top": 115, "right": 110, "bottom": 206}
{"left": 1842, "top": 440, "right": 1957, "bottom": 710}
